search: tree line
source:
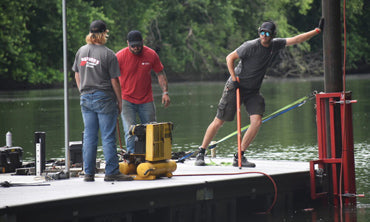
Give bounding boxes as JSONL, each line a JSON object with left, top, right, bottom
{"left": 1, "top": 0, "right": 368, "bottom": 89}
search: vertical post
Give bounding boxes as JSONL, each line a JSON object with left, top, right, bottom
{"left": 322, "top": 0, "right": 343, "bottom": 93}
{"left": 341, "top": 93, "right": 356, "bottom": 205}
{"left": 236, "top": 77, "right": 242, "bottom": 169}
{"left": 322, "top": 0, "right": 343, "bottom": 157}
{"left": 62, "top": 0, "right": 70, "bottom": 176}
{"left": 35, "top": 132, "right": 46, "bottom": 176}
{"left": 322, "top": 0, "right": 343, "bottom": 205}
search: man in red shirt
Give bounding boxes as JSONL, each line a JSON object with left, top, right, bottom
{"left": 116, "top": 30, "right": 170, "bottom": 154}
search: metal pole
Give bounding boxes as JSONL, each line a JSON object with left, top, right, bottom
{"left": 323, "top": 0, "right": 343, "bottom": 93}
{"left": 236, "top": 77, "right": 242, "bottom": 169}
{"left": 62, "top": 0, "right": 70, "bottom": 176}
{"left": 322, "top": 0, "right": 344, "bottom": 160}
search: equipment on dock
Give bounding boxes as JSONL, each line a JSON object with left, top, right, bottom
{"left": 136, "top": 160, "right": 177, "bottom": 179}
{"left": 69, "top": 141, "right": 83, "bottom": 165}
{"left": 119, "top": 122, "right": 177, "bottom": 180}
{"left": 35, "top": 132, "right": 46, "bottom": 176}
{"left": 0, "top": 181, "right": 50, "bottom": 187}
{"left": 0, "top": 147, "right": 23, "bottom": 173}
{"left": 0, "top": 131, "right": 23, "bottom": 173}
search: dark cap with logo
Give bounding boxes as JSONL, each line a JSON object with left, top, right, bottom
{"left": 127, "top": 30, "right": 143, "bottom": 46}
{"left": 90, "top": 20, "right": 107, "bottom": 33}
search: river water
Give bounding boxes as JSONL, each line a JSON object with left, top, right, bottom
{"left": 0, "top": 75, "right": 369, "bottom": 221}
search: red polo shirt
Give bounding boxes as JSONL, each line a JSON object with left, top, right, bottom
{"left": 116, "top": 46, "right": 164, "bottom": 104}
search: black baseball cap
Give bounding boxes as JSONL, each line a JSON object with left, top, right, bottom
{"left": 90, "top": 20, "right": 107, "bottom": 33}
{"left": 259, "top": 21, "right": 276, "bottom": 34}
{"left": 127, "top": 30, "right": 143, "bottom": 46}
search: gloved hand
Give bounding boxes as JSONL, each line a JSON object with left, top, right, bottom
{"left": 232, "top": 80, "right": 239, "bottom": 89}
{"left": 317, "top": 18, "right": 324, "bottom": 32}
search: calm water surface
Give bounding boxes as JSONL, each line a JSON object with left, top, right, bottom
{"left": 0, "top": 76, "right": 369, "bottom": 221}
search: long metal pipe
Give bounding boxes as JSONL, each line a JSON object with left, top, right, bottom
{"left": 62, "top": 0, "right": 70, "bottom": 175}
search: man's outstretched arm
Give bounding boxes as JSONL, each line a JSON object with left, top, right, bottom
{"left": 286, "top": 18, "right": 324, "bottom": 46}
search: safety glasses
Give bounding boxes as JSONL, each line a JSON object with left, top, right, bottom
{"left": 260, "top": 31, "right": 271, "bottom": 37}
{"left": 130, "top": 44, "right": 143, "bottom": 48}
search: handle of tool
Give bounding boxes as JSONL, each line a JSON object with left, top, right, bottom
{"left": 236, "top": 77, "right": 242, "bottom": 169}
{"left": 116, "top": 118, "right": 123, "bottom": 150}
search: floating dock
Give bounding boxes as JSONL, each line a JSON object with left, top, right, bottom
{"left": 0, "top": 158, "right": 314, "bottom": 222}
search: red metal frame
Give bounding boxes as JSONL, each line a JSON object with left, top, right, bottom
{"left": 310, "top": 92, "right": 357, "bottom": 206}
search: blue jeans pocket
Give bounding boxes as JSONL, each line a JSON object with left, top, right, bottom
{"left": 92, "top": 91, "right": 116, "bottom": 114}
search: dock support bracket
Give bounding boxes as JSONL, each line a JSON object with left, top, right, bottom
{"left": 310, "top": 92, "right": 357, "bottom": 206}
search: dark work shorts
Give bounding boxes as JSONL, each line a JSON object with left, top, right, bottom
{"left": 216, "top": 80, "right": 265, "bottom": 121}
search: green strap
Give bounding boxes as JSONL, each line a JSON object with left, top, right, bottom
{"left": 208, "top": 94, "right": 313, "bottom": 149}
{"left": 176, "top": 92, "right": 315, "bottom": 162}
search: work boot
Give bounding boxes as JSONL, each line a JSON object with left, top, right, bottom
{"left": 104, "top": 173, "right": 134, "bottom": 181}
{"left": 233, "top": 154, "right": 256, "bottom": 167}
{"left": 84, "top": 174, "right": 95, "bottom": 182}
{"left": 195, "top": 148, "right": 206, "bottom": 166}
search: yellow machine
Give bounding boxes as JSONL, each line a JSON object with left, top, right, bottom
{"left": 119, "top": 122, "right": 177, "bottom": 180}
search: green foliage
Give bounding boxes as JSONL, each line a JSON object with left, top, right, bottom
{"left": 0, "top": 0, "right": 34, "bottom": 82}
{"left": 344, "top": 0, "right": 369, "bottom": 69}
{"left": 1, "top": 0, "right": 368, "bottom": 88}
{"left": 156, "top": 0, "right": 236, "bottom": 78}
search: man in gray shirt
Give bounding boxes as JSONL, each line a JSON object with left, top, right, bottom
{"left": 73, "top": 20, "right": 133, "bottom": 182}
{"left": 196, "top": 18, "right": 324, "bottom": 167}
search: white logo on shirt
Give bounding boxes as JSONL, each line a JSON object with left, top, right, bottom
{"left": 81, "top": 57, "right": 100, "bottom": 68}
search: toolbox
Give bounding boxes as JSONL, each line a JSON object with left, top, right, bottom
{"left": 69, "top": 141, "right": 83, "bottom": 164}
{"left": 0, "top": 146, "right": 23, "bottom": 173}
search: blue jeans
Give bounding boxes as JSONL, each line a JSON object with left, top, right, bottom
{"left": 80, "top": 91, "right": 120, "bottom": 176}
{"left": 121, "top": 100, "right": 156, "bottom": 153}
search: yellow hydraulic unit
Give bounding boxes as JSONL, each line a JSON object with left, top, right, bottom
{"left": 119, "top": 122, "right": 177, "bottom": 180}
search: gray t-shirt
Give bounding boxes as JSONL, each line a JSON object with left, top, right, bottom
{"left": 72, "top": 44, "right": 120, "bottom": 95}
{"left": 234, "top": 38, "right": 286, "bottom": 91}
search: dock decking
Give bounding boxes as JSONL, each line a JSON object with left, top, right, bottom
{"left": 0, "top": 158, "right": 314, "bottom": 222}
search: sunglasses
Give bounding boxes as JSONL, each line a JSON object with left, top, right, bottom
{"left": 130, "top": 44, "right": 143, "bottom": 48}
{"left": 260, "top": 31, "right": 271, "bottom": 37}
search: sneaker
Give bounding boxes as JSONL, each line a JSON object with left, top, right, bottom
{"left": 233, "top": 155, "right": 256, "bottom": 167}
{"left": 195, "top": 152, "right": 206, "bottom": 166}
{"left": 104, "top": 173, "right": 134, "bottom": 181}
{"left": 84, "top": 174, "right": 95, "bottom": 182}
